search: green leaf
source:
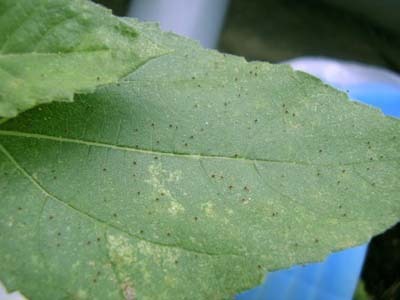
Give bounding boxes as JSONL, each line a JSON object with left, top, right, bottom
{"left": 0, "top": 20, "right": 399, "bottom": 300}
{"left": 0, "top": 0, "right": 165, "bottom": 118}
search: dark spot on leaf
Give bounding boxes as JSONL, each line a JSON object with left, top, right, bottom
{"left": 285, "top": 110, "right": 289, "bottom": 114}
{"left": 184, "top": 143, "right": 188, "bottom": 147}
{"left": 342, "top": 213, "right": 347, "bottom": 217}
{"left": 211, "top": 174, "right": 216, "bottom": 178}
{"left": 137, "top": 191, "right": 141, "bottom": 195}
{"left": 96, "top": 76, "right": 100, "bottom": 81}
{"left": 254, "top": 119, "right": 258, "bottom": 123}
{"left": 315, "top": 238, "right": 319, "bottom": 243}
{"left": 154, "top": 156, "right": 158, "bottom": 160}
{"left": 342, "top": 169, "right": 346, "bottom": 173}
{"left": 49, "top": 215, "right": 54, "bottom": 220}
{"left": 151, "top": 123, "right": 155, "bottom": 127}
{"left": 169, "top": 124, "right": 173, "bottom": 128}
{"left": 155, "top": 198, "right": 159, "bottom": 201}
{"left": 371, "top": 182, "right": 376, "bottom": 187}
{"left": 160, "top": 192, "right": 165, "bottom": 196}
{"left": 57, "top": 232, "right": 61, "bottom": 236}
{"left": 97, "top": 237, "right": 101, "bottom": 242}
{"left": 228, "top": 185, "right": 233, "bottom": 190}
{"left": 156, "top": 140, "right": 160, "bottom": 144}
{"left": 192, "top": 76, "right": 195, "bottom": 80}
{"left": 18, "top": 207, "right": 22, "bottom": 211}
{"left": 167, "top": 232, "right": 171, "bottom": 236}
{"left": 103, "top": 168, "right": 107, "bottom": 172}
{"left": 190, "top": 135, "right": 194, "bottom": 139}
{"left": 56, "top": 243, "right": 60, "bottom": 247}
{"left": 319, "top": 149, "right": 323, "bottom": 153}
{"left": 370, "top": 157, "right": 373, "bottom": 161}
{"left": 113, "top": 213, "right": 117, "bottom": 217}
{"left": 174, "top": 260, "right": 178, "bottom": 264}
{"left": 140, "top": 230, "right": 144, "bottom": 234}
{"left": 93, "top": 279, "right": 97, "bottom": 283}
{"left": 133, "top": 161, "right": 137, "bottom": 165}
{"left": 87, "top": 241, "right": 91, "bottom": 245}
{"left": 257, "top": 265, "right": 262, "bottom": 269}
{"left": 337, "top": 180, "right": 340, "bottom": 184}
{"left": 194, "top": 216, "right": 198, "bottom": 221}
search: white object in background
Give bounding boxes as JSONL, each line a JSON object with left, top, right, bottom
{"left": 0, "top": 282, "right": 26, "bottom": 300}
{"left": 128, "top": 0, "right": 230, "bottom": 48}
{"left": 287, "top": 56, "right": 400, "bottom": 89}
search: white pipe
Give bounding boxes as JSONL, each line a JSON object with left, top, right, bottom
{"left": 127, "top": 0, "right": 230, "bottom": 49}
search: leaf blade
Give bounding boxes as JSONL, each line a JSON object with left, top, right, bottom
{"left": 0, "top": 0, "right": 165, "bottom": 118}
{"left": 0, "top": 20, "right": 399, "bottom": 300}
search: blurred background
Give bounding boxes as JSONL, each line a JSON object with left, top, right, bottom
{"left": 89, "top": 1, "right": 399, "bottom": 300}
{"left": 0, "top": 1, "right": 398, "bottom": 300}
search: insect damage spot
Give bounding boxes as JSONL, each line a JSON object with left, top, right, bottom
{"left": 123, "top": 282, "right": 136, "bottom": 300}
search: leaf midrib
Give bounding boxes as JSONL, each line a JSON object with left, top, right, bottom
{"left": 0, "top": 129, "right": 397, "bottom": 167}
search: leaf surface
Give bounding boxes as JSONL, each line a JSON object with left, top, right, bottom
{"left": 0, "top": 0, "right": 164, "bottom": 118}
{"left": 0, "top": 20, "right": 399, "bottom": 300}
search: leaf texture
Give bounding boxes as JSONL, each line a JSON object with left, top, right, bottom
{"left": 0, "top": 20, "right": 399, "bottom": 300}
{"left": 0, "top": 0, "right": 165, "bottom": 118}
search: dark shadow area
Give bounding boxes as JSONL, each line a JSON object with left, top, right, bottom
{"left": 219, "top": 0, "right": 400, "bottom": 73}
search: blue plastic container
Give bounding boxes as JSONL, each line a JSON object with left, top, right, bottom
{"left": 237, "top": 80, "right": 400, "bottom": 300}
